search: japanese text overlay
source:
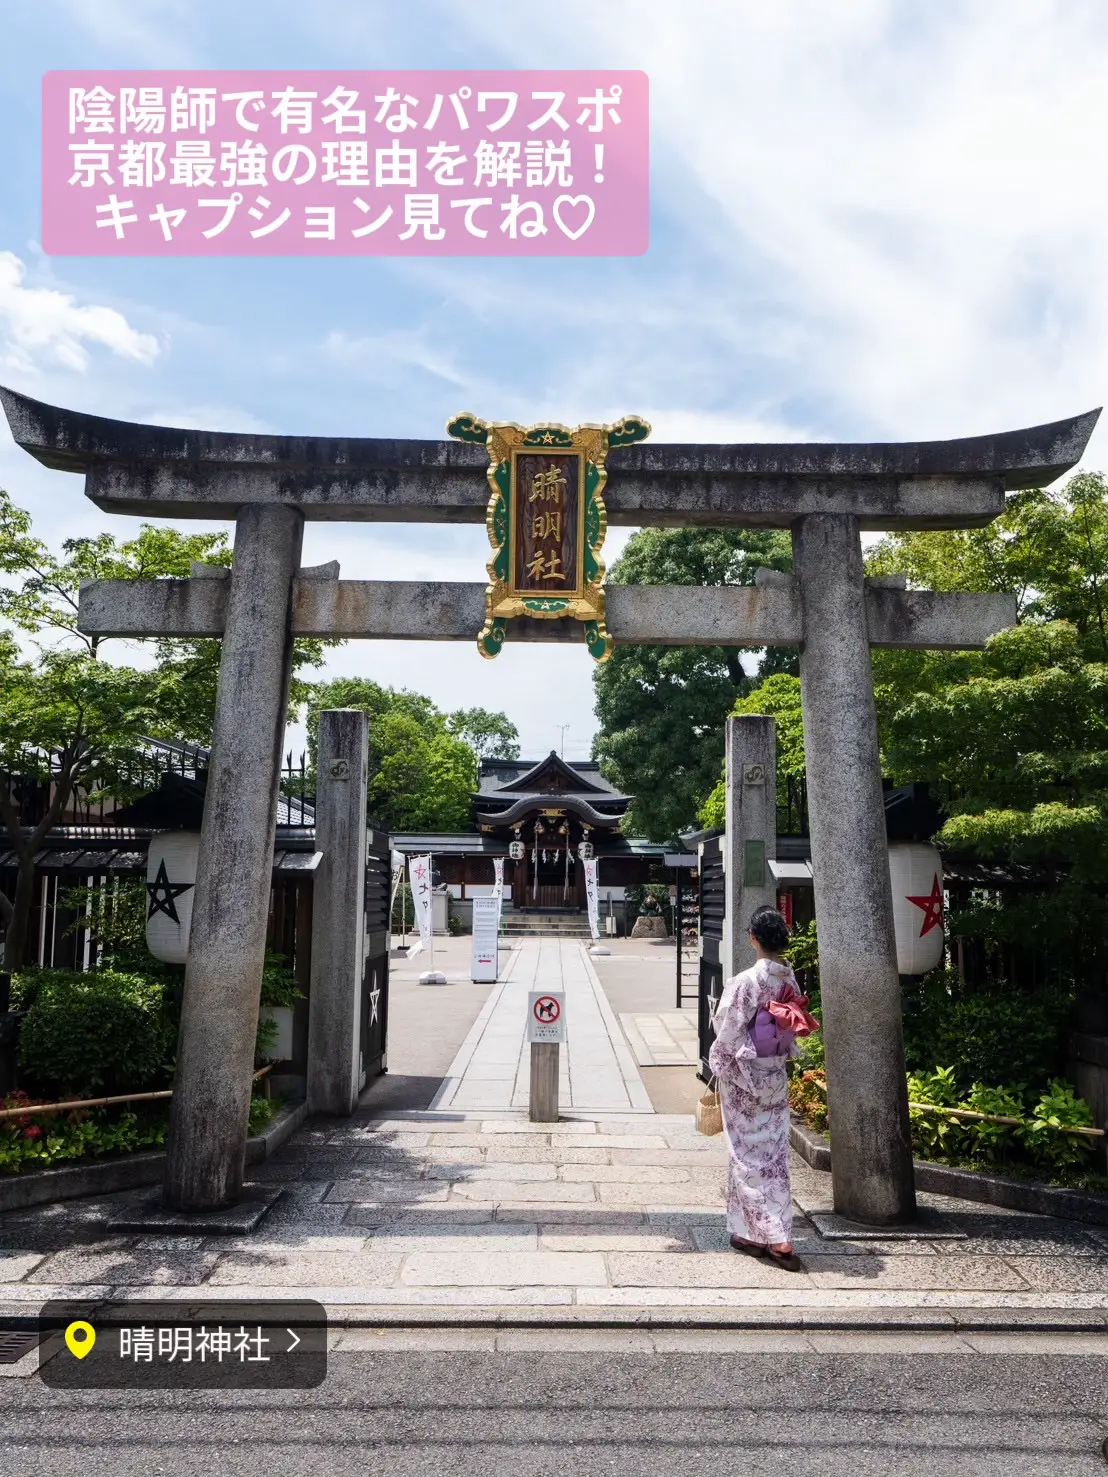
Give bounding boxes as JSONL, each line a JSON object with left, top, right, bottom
{"left": 44, "top": 71, "right": 649, "bottom": 257}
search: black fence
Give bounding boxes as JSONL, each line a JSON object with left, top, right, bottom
{"left": 696, "top": 835, "right": 725, "bottom": 1082}
{"left": 777, "top": 775, "right": 809, "bottom": 837}
{"left": 1, "top": 739, "right": 318, "bottom": 972}
{"left": 1, "top": 740, "right": 315, "bottom": 832}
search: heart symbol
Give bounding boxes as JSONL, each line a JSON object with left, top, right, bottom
{"left": 553, "top": 194, "right": 596, "bottom": 241}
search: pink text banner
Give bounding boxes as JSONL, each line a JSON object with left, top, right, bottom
{"left": 43, "top": 71, "right": 648, "bottom": 258}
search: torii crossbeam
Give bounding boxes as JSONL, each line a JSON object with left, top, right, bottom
{"left": 2, "top": 385, "right": 1097, "bottom": 1226}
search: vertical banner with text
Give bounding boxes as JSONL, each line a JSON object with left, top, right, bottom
{"left": 44, "top": 71, "right": 648, "bottom": 256}
{"left": 583, "top": 857, "right": 601, "bottom": 942}
{"left": 407, "top": 854, "right": 433, "bottom": 960}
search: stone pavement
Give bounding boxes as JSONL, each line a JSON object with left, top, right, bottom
{"left": 2, "top": 1109, "right": 1108, "bottom": 1326}
{"left": 619, "top": 1009, "right": 700, "bottom": 1066}
{"left": 430, "top": 938, "right": 652, "bottom": 1113}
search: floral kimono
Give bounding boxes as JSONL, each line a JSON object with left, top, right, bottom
{"left": 708, "top": 958, "right": 804, "bottom": 1246}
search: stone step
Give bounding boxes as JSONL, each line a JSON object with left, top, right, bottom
{"left": 501, "top": 924, "right": 592, "bottom": 938}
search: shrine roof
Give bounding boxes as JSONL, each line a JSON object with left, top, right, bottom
{"left": 475, "top": 753, "right": 628, "bottom": 801}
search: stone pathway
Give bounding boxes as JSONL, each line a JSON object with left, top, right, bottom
{"left": 2, "top": 936, "right": 1105, "bottom": 1329}
{"left": 619, "top": 1010, "right": 699, "bottom": 1066}
{"left": 430, "top": 938, "right": 652, "bottom": 1114}
{"left": 3, "top": 1111, "right": 1108, "bottom": 1323}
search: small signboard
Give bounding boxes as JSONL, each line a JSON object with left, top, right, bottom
{"left": 470, "top": 896, "right": 500, "bottom": 983}
{"left": 527, "top": 990, "right": 566, "bottom": 1044}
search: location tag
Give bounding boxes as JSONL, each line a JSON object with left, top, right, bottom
{"left": 64, "top": 1320, "right": 96, "bottom": 1359}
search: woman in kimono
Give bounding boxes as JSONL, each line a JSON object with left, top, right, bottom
{"left": 709, "top": 904, "right": 817, "bottom": 1270}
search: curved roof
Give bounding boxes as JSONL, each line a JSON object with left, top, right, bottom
{"left": 477, "top": 752, "right": 625, "bottom": 799}
{"left": 474, "top": 795, "right": 626, "bottom": 829}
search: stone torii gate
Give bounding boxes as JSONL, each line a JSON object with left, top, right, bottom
{"left": 1, "top": 386, "right": 1097, "bottom": 1226}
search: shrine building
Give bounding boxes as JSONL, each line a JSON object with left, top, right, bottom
{"left": 391, "top": 751, "right": 670, "bottom": 928}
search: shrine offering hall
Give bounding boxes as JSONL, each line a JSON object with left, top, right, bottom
{"left": 392, "top": 751, "right": 667, "bottom": 920}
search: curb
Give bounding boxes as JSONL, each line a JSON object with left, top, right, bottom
{"left": 789, "top": 1117, "right": 1108, "bottom": 1227}
{"left": 317, "top": 1307, "right": 1108, "bottom": 1333}
{"left": 0, "top": 1099, "right": 308, "bottom": 1213}
{"left": 5, "top": 1301, "right": 1102, "bottom": 1336}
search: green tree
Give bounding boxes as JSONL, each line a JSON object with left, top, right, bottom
{"left": 447, "top": 707, "right": 520, "bottom": 759}
{"left": 698, "top": 672, "right": 806, "bottom": 830}
{"left": 693, "top": 473, "right": 1108, "bottom": 1005}
{"left": 0, "top": 490, "right": 327, "bottom": 966}
{"left": 0, "top": 646, "right": 162, "bottom": 968}
{"left": 0, "top": 507, "right": 231, "bottom": 655}
{"left": 871, "top": 476, "right": 1108, "bottom": 1001}
{"left": 304, "top": 677, "right": 500, "bottom": 832}
{"left": 0, "top": 496, "right": 328, "bottom": 742}
{"left": 592, "top": 528, "right": 794, "bottom": 840}
{"left": 867, "top": 477, "right": 1108, "bottom": 660}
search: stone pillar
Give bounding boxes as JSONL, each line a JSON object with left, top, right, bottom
{"left": 163, "top": 504, "right": 304, "bottom": 1212}
{"left": 792, "top": 514, "right": 916, "bottom": 1226}
{"left": 722, "top": 715, "right": 778, "bottom": 979}
{"left": 307, "top": 709, "right": 369, "bottom": 1116}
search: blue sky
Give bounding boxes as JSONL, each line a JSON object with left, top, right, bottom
{"left": 3, "top": 0, "right": 1108, "bottom": 760}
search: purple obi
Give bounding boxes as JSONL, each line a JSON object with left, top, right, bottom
{"left": 751, "top": 1005, "right": 795, "bottom": 1058}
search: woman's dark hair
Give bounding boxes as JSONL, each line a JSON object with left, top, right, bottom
{"left": 748, "top": 904, "right": 790, "bottom": 953}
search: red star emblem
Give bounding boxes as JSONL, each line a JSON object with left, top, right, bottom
{"left": 906, "top": 874, "right": 944, "bottom": 937}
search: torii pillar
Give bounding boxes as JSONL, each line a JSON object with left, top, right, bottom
{"left": 793, "top": 517, "right": 913, "bottom": 1222}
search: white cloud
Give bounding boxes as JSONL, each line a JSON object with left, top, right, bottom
{"left": 58, "top": 0, "right": 203, "bottom": 63}
{"left": 322, "top": 327, "right": 472, "bottom": 389}
{"left": 0, "top": 253, "right": 159, "bottom": 375}
{"left": 440, "top": 0, "right": 1108, "bottom": 463}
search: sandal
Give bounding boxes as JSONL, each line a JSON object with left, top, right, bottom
{"left": 766, "top": 1244, "right": 802, "bottom": 1272}
{"left": 729, "top": 1235, "right": 766, "bottom": 1257}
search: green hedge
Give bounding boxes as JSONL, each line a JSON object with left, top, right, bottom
{"left": 15, "top": 969, "right": 175, "bottom": 1099}
{"left": 902, "top": 969, "right": 1070, "bottom": 1095}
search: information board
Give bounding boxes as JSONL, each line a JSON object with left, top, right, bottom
{"left": 470, "top": 896, "right": 500, "bottom": 982}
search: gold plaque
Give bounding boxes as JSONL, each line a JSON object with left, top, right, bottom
{"left": 447, "top": 414, "right": 650, "bottom": 660}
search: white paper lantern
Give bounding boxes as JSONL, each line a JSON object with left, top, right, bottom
{"left": 888, "top": 842, "right": 945, "bottom": 975}
{"left": 145, "top": 831, "right": 200, "bottom": 964}
{"left": 509, "top": 840, "right": 525, "bottom": 861}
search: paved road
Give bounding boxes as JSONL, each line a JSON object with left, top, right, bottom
{"left": 4, "top": 1339, "right": 1108, "bottom": 1476}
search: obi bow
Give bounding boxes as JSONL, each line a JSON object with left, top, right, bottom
{"left": 767, "top": 995, "right": 821, "bottom": 1037}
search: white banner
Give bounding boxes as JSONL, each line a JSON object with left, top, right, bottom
{"left": 492, "top": 858, "right": 505, "bottom": 905}
{"left": 583, "top": 857, "right": 601, "bottom": 941}
{"left": 389, "top": 849, "right": 405, "bottom": 931}
{"left": 407, "top": 854, "right": 433, "bottom": 959}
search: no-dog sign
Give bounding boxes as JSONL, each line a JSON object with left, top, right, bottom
{"left": 527, "top": 990, "right": 566, "bottom": 1044}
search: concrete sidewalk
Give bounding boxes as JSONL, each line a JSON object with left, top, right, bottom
{"left": 430, "top": 939, "right": 652, "bottom": 1114}
{"left": 3, "top": 1109, "right": 1107, "bottom": 1328}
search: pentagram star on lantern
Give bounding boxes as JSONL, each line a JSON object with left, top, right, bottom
{"left": 146, "top": 859, "right": 194, "bottom": 925}
{"left": 906, "top": 875, "right": 944, "bottom": 937}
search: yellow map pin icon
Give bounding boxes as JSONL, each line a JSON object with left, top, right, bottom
{"left": 64, "top": 1320, "right": 96, "bottom": 1359}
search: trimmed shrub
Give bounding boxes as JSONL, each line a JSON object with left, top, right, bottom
{"left": 16, "top": 969, "right": 174, "bottom": 1099}
{"left": 901, "top": 969, "right": 1069, "bottom": 1095}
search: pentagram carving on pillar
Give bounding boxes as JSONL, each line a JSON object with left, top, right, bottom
{"left": 146, "top": 858, "right": 194, "bottom": 924}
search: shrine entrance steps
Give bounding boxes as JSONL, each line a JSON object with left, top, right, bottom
{"left": 501, "top": 911, "right": 592, "bottom": 938}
